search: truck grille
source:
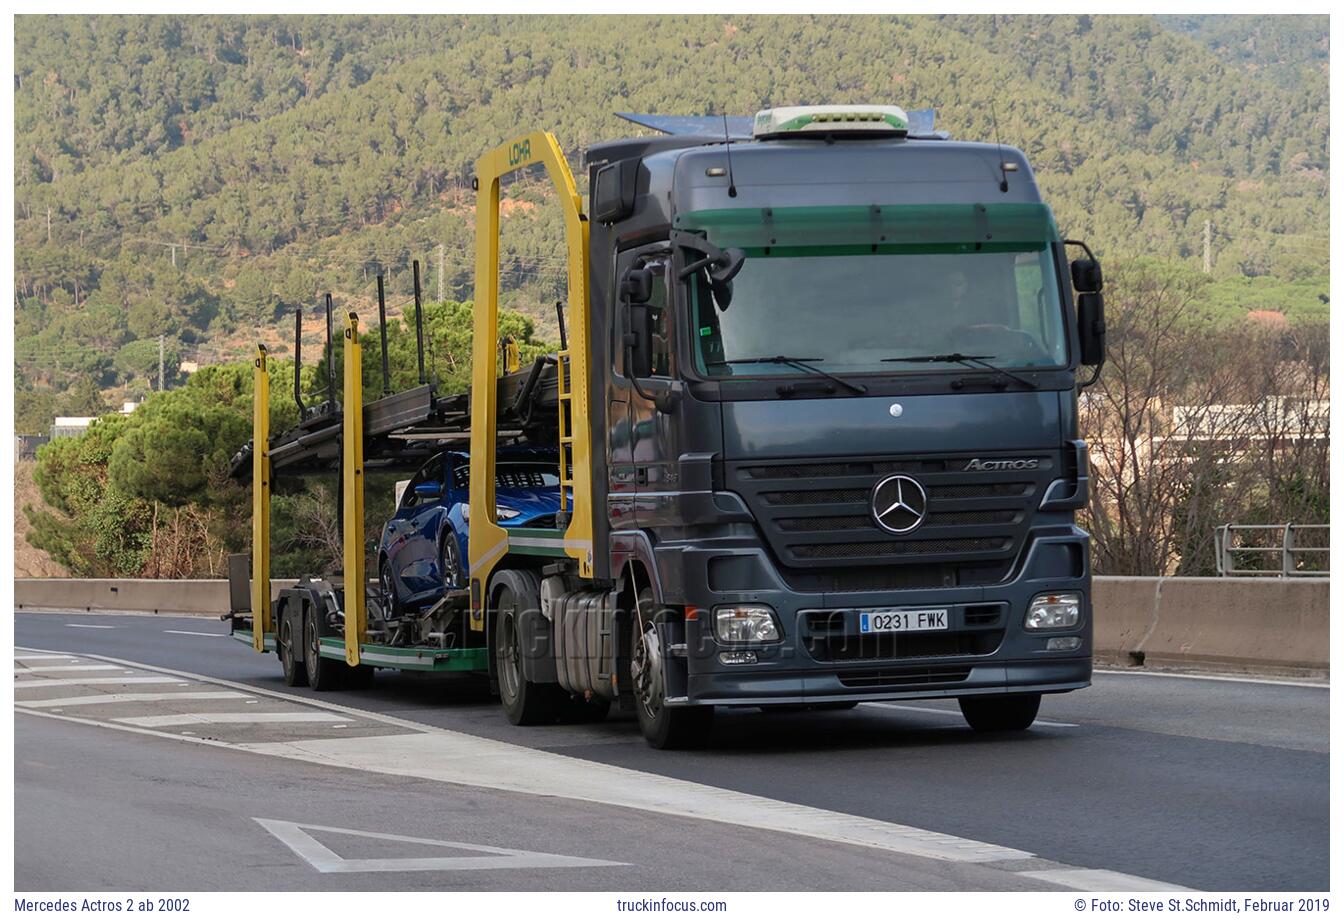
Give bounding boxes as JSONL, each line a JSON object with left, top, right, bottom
{"left": 728, "top": 452, "right": 1055, "bottom": 587}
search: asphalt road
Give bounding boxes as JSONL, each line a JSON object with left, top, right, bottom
{"left": 14, "top": 611, "right": 1330, "bottom": 892}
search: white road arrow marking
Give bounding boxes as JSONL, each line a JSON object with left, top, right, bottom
{"left": 253, "top": 818, "right": 627, "bottom": 873}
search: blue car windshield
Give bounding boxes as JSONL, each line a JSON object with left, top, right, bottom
{"left": 452, "top": 462, "right": 560, "bottom": 491}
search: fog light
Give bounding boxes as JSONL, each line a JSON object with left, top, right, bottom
{"left": 714, "top": 605, "right": 781, "bottom": 643}
{"left": 1025, "top": 592, "right": 1081, "bottom": 630}
{"left": 719, "top": 650, "right": 758, "bottom": 665}
{"left": 1046, "top": 636, "right": 1082, "bottom": 652}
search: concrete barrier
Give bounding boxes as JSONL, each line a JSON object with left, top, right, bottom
{"left": 15, "top": 575, "right": 1329, "bottom": 674}
{"left": 14, "top": 578, "right": 291, "bottom": 617}
{"left": 1093, "top": 575, "right": 1329, "bottom": 674}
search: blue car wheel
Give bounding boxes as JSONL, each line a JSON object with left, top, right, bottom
{"left": 440, "top": 531, "right": 465, "bottom": 589}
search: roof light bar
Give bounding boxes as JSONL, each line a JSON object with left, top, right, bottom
{"left": 753, "top": 105, "right": 909, "bottom": 139}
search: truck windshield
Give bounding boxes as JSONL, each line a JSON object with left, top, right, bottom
{"left": 678, "top": 203, "right": 1069, "bottom": 377}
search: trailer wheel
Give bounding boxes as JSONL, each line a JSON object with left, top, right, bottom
{"left": 958, "top": 693, "right": 1041, "bottom": 732}
{"left": 277, "top": 602, "right": 307, "bottom": 688}
{"left": 494, "top": 576, "right": 562, "bottom": 725}
{"left": 631, "top": 587, "right": 712, "bottom": 749}
{"left": 304, "top": 607, "right": 344, "bottom": 691}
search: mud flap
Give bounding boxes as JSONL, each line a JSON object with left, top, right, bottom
{"left": 654, "top": 617, "right": 689, "bottom": 703}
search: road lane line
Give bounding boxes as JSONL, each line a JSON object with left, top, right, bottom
{"left": 15, "top": 677, "right": 182, "bottom": 687}
{"left": 864, "top": 702, "right": 1079, "bottom": 728}
{"left": 1018, "top": 868, "right": 1193, "bottom": 892}
{"left": 17, "top": 691, "right": 250, "bottom": 709}
{"left": 13, "top": 654, "right": 79, "bottom": 661}
{"left": 1096, "top": 668, "right": 1328, "bottom": 689}
{"left": 12, "top": 644, "right": 1184, "bottom": 890}
{"left": 116, "top": 712, "right": 350, "bottom": 727}
{"left": 65, "top": 624, "right": 115, "bottom": 629}
{"left": 163, "top": 630, "right": 224, "bottom": 637}
{"left": 13, "top": 664, "right": 125, "bottom": 673}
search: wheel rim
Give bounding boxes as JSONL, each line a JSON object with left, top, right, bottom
{"left": 305, "top": 617, "right": 319, "bottom": 682}
{"left": 630, "top": 623, "right": 661, "bottom": 721}
{"left": 440, "top": 538, "right": 463, "bottom": 588}
{"left": 280, "top": 617, "right": 294, "bottom": 673}
{"left": 379, "top": 565, "right": 397, "bottom": 614}
{"left": 497, "top": 606, "right": 521, "bottom": 703}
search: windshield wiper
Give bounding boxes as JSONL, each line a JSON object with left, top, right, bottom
{"left": 708, "top": 355, "right": 868, "bottom": 395}
{"left": 881, "top": 353, "right": 1038, "bottom": 391}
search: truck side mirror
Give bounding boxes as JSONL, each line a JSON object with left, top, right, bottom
{"left": 1077, "top": 291, "right": 1106, "bottom": 367}
{"left": 619, "top": 266, "right": 655, "bottom": 380}
{"left": 1071, "top": 257, "right": 1103, "bottom": 294}
{"left": 621, "top": 266, "right": 653, "bottom": 305}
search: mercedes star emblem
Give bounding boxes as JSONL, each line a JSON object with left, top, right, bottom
{"left": 871, "top": 474, "right": 928, "bottom": 534}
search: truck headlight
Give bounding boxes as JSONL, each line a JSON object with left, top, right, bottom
{"left": 714, "top": 605, "right": 781, "bottom": 643}
{"left": 1024, "top": 592, "right": 1082, "bottom": 630}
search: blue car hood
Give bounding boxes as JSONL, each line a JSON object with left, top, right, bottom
{"left": 497, "top": 486, "right": 564, "bottom": 525}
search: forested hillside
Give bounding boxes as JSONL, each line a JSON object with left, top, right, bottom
{"left": 13, "top": 14, "right": 1330, "bottom": 433}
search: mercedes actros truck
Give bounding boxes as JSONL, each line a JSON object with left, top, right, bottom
{"left": 230, "top": 104, "right": 1106, "bottom": 748}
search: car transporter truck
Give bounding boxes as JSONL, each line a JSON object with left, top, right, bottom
{"left": 227, "top": 104, "right": 1106, "bottom": 748}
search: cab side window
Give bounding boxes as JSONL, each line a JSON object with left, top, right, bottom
{"left": 614, "top": 250, "right": 674, "bottom": 380}
{"left": 646, "top": 258, "right": 673, "bottom": 378}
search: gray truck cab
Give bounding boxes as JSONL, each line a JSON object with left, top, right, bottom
{"left": 581, "top": 105, "right": 1103, "bottom": 745}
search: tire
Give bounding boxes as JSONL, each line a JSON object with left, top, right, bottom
{"left": 630, "top": 587, "right": 713, "bottom": 749}
{"left": 493, "top": 574, "right": 562, "bottom": 725}
{"left": 304, "top": 606, "right": 345, "bottom": 691}
{"left": 439, "top": 532, "right": 465, "bottom": 590}
{"left": 959, "top": 693, "right": 1041, "bottom": 732}
{"left": 277, "top": 603, "right": 308, "bottom": 688}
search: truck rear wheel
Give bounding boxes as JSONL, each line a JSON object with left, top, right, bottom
{"left": 277, "top": 603, "right": 307, "bottom": 688}
{"left": 631, "top": 588, "right": 712, "bottom": 749}
{"left": 304, "top": 608, "right": 344, "bottom": 691}
{"left": 494, "top": 576, "right": 562, "bottom": 725}
{"left": 959, "top": 693, "right": 1041, "bottom": 732}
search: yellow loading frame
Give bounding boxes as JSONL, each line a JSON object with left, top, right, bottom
{"left": 467, "top": 131, "right": 594, "bottom": 629}
{"left": 247, "top": 315, "right": 368, "bottom": 666}
{"left": 251, "top": 345, "right": 272, "bottom": 652}
{"left": 249, "top": 130, "right": 592, "bottom": 647}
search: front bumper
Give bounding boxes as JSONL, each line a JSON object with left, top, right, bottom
{"left": 657, "top": 525, "right": 1093, "bottom": 706}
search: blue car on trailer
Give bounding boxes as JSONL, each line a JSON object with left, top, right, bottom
{"left": 378, "top": 448, "right": 562, "bottom": 612}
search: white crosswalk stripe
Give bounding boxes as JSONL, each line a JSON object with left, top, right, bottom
{"left": 116, "top": 712, "right": 350, "bottom": 728}
{"left": 13, "top": 664, "right": 125, "bottom": 673}
{"left": 17, "top": 691, "right": 251, "bottom": 709}
{"left": 15, "top": 677, "right": 183, "bottom": 688}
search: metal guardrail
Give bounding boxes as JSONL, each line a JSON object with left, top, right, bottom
{"left": 1215, "top": 523, "right": 1329, "bottom": 577}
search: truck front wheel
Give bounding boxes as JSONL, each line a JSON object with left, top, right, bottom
{"left": 631, "top": 588, "right": 712, "bottom": 749}
{"left": 958, "top": 693, "right": 1041, "bottom": 732}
